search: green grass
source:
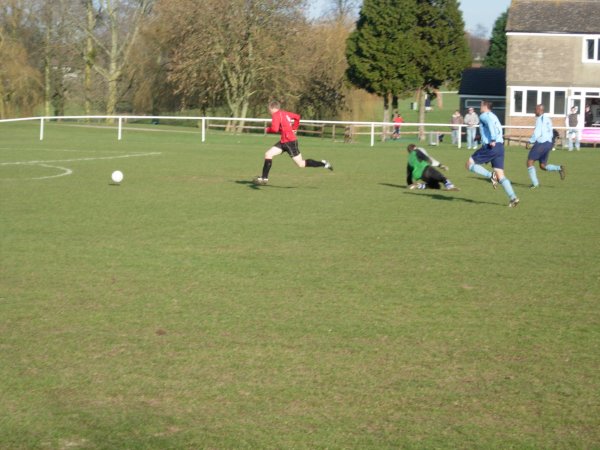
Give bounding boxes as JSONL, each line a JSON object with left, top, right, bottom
{"left": 1, "top": 121, "right": 599, "bottom": 449}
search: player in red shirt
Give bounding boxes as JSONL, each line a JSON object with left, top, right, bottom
{"left": 253, "top": 101, "right": 333, "bottom": 185}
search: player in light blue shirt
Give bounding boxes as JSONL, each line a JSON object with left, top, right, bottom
{"left": 465, "top": 100, "right": 519, "bottom": 208}
{"left": 526, "top": 104, "right": 565, "bottom": 189}
{"left": 480, "top": 108, "right": 504, "bottom": 145}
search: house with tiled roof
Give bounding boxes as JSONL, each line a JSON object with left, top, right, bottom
{"left": 505, "top": 0, "right": 600, "bottom": 142}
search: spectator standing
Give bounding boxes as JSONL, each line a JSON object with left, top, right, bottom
{"left": 584, "top": 104, "right": 593, "bottom": 127}
{"left": 565, "top": 106, "right": 581, "bottom": 151}
{"left": 463, "top": 107, "right": 480, "bottom": 149}
{"left": 392, "top": 112, "right": 404, "bottom": 140}
{"left": 450, "top": 110, "right": 463, "bottom": 145}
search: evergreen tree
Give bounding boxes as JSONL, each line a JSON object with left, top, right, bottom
{"left": 413, "top": 0, "right": 471, "bottom": 134}
{"left": 346, "top": 0, "right": 470, "bottom": 139}
{"left": 345, "top": 0, "right": 422, "bottom": 128}
{"left": 483, "top": 10, "right": 508, "bottom": 68}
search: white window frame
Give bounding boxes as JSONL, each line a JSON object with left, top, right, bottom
{"left": 510, "top": 87, "right": 567, "bottom": 117}
{"left": 582, "top": 35, "right": 600, "bottom": 63}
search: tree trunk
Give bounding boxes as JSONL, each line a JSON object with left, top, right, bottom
{"left": 382, "top": 92, "right": 393, "bottom": 141}
{"left": 237, "top": 100, "right": 249, "bottom": 133}
{"left": 106, "top": 11, "right": 120, "bottom": 122}
{"left": 44, "top": 23, "right": 51, "bottom": 117}
{"left": 417, "top": 89, "right": 426, "bottom": 141}
{"left": 84, "top": 0, "right": 95, "bottom": 120}
{"left": 0, "top": 82, "right": 5, "bottom": 119}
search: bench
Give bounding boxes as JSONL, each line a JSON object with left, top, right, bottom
{"left": 581, "top": 127, "right": 600, "bottom": 147}
{"left": 505, "top": 133, "right": 563, "bottom": 149}
{"left": 504, "top": 135, "right": 530, "bottom": 147}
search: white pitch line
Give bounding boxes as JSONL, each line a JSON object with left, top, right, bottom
{"left": 0, "top": 147, "right": 147, "bottom": 153}
{"left": 32, "top": 164, "right": 73, "bottom": 179}
{"left": 1, "top": 151, "right": 161, "bottom": 166}
{"left": 1, "top": 151, "right": 161, "bottom": 181}
{"left": 0, "top": 147, "right": 104, "bottom": 153}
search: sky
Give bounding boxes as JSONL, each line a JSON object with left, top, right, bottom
{"left": 458, "top": 0, "right": 511, "bottom": 36}
{"left": 309, "top": 0, "right": 512, "bottom": 37}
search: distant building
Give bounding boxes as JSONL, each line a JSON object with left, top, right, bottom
{"left": 458, "top": 68, "right": 507, "bottom": 123}
{"left": 505, "top": 0, "right": 600, "bottom": 142}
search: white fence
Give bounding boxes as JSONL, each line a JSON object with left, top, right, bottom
{"left": 2, "top": 114, "right": 590, "bottom": 148}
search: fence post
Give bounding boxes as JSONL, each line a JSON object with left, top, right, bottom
{"left": 370, "top": 123, "right": 375, "bottom": 147}
{"left": 201, "top": 118, "right": 206, "bottom": 142}
{"left": 39, "top": 117, "right": 45, "bottom": 140}
{"left": 458, "top": 124, "right": 462, "bottom": 149}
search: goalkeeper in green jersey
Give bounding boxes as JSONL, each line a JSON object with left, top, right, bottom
{"left": 406, "top": 144, "right": 459, "bottom": 191}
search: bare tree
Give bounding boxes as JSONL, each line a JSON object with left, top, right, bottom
{"left": 81, "top": 0, "right": 153, "bottom": 119}
{"left": 324, "top": 0, "right": 359, "bottom": 23}
{"left": 38, "top": 0, "right": 78, "bottom": 117}
{"left": 81, "top": 0, "right": 98, "bottom": 117}
{"left": 0, "top": 1, "right": 43, "bottom": 118}
{"left": 297, "top": 19, "right": 350, "bottom": 119}
{"left": 161, "top": 0, "right": 306, "bottom": 131}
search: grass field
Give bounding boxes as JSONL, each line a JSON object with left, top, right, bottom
{"left": 1, "top": 120, "right": 599, "bottom": 449}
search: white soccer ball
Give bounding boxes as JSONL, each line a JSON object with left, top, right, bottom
{"left": 111, "top": 170, "right": 124, "bottom": 183}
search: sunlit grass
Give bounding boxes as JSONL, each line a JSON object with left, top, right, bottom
{"left": 1, "top": 121, "right": 599, "bottom": 448}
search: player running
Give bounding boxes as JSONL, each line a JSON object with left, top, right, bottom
{"left": 526, "top": 104, "right": 566, "bottom": 189}
{"left": 465, "top": 100, "right": 520, "bottom": 208}
{"left": 253, "top": 101, "right": 333, "bottom": 185}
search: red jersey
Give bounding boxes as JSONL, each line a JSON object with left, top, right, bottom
{"left": 266, "top": 109, "right": 300, "bottom": 143}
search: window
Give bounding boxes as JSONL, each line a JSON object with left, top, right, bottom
{"left": 513, "top": 91, "right": 523, "bottom": 113}
{"left": 555, "top": 91, "right": 565, "bottom": 114}
{"left": 511, "top": 88, "right": 567, "bottom": 116}
{"left": 583, "top": 36, "right": 600, "bottom": 62}
{"left": 526, "top": 90, "right": 537, "bottom": 113}
{"left": 541, "top": 92, "right": 551, "bottom": 111}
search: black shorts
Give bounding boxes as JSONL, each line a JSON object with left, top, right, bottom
{"left": 275, "top": 140, "right": 300, "bottom": 157}
{"left": 422, "top": 166, "right": 447, "bottom": 189}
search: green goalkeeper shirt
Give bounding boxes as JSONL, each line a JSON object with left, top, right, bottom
{"left": 407, "top": 149, "right": 430, "bottom": 182}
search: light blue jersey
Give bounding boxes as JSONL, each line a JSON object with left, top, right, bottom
{"left": 479, "top": 111, "right": 504, "bottom": 144}
{"left": 529, "top": 113, "right": 553, "bottom": 144}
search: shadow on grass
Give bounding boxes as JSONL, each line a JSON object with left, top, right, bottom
{"left": 402, "top": 191, "right": 498, "bottom": 205}
{"left": 469, "top": 176, "right": 551, "bottom": 189}
{"left": 234, "top": 180, "right": 298, "bottom": 190}
{"left": 379, "top": 183, "right": 407, "bottom": 189}
{"left": 379, "top": 183, "right": 498, "bottom": 205}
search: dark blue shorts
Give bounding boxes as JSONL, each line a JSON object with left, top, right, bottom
{"left": 471, "top": 143, "right": 505, "bottom": 169}
{"left": 528, "top": 142, "right": 553, "bottom": 164}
